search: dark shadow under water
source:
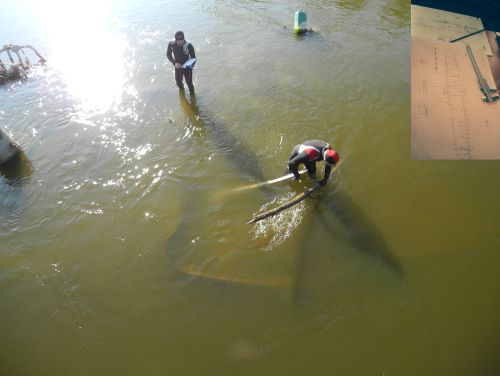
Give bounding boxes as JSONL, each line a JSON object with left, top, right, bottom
{"left": 166, "top": 91, "right": 403, "bottom": 288}
{"left": 0, "top": 150, "right": 33, "bottom": 185}
{"left": 178, "top": 91, "right": 266, "bottom": 183}
{"left": 317, "top": 187, "right": 403, "bottom": 275}
{"left": 165, "top": 91, "right": 272, "bottom": 273}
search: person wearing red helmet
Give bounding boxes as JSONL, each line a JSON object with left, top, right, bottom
{"left": 288, "top": 140, "right": 339, "bottom": 185}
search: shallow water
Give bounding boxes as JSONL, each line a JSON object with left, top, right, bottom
{"left": 1, "top": 0, "right": 500, "bottom": 375}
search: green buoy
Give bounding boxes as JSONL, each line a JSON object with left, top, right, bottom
{"left": 294, "top": 11, "right": 307, "bottom": 34}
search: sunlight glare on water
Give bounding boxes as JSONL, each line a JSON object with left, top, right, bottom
{"left": 34, "top": 0, "right": 132, "bottom": 114}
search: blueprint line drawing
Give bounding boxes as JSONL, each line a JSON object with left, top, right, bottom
{"left": 411, "top": 37, "right": 500, "bottom": 160}
{"left": 411, "top": 5, "right": 492, "bottom": 56}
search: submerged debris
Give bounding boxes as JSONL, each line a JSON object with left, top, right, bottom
{"left": 0, "top": 44, "right": 46, "bottom": 84}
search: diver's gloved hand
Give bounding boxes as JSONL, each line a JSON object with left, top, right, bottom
{"left": 290, "top": 169, "right": 301, "bottom": 180}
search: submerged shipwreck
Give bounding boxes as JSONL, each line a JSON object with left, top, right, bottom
{"left": 0, "top": 44, "right": 46, "bottom": 84}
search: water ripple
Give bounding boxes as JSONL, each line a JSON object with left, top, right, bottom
{"left": 251, "top": 192, "right": 307, "bottom": 251}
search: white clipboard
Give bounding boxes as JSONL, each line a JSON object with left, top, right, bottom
{"left": 182, "top": 58, "right": 197, "bottom": 69}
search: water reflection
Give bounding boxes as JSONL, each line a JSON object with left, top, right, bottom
{"left": 178, "top": 90, "right": 202, "bottom": 128}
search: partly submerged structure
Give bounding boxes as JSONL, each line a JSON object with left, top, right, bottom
{"left": 0, "top": 44, "right": 46, "bottom": 84}
{"left": 0, "top": 128, "right": 21, "bottom": 165}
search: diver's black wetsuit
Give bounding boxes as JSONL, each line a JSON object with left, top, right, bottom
{"left": 288, "top": 140, "right": 333, "bottom": 183}
{"left": 166, "top": 40, "right": 196, "bottom": 92}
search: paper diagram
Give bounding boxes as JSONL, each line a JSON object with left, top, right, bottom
{"left": 411, "top": 37, "right": 500, "bottom": 159}
{"left": 411, "top": 4, "right": 492, "bottom": 56}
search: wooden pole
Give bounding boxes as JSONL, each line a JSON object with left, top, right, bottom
{"left": 247, "top": 183, "right": 322, "bottom": 224}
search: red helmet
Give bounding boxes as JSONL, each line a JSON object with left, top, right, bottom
{"left": 323, "top": 149, "right": 339, "bottom": 166}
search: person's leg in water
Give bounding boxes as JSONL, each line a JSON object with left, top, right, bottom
{"left": 183, "top": 68, "right": 195, "bottom": 93}
{"left": 175, "top": 68, "right": 184, "bottom": 90}
{"left": 304, "top": 160, "right": 316, "bottom": 177}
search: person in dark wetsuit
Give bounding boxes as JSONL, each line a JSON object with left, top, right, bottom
{"left": 288, "top": 140, "right": 339, "bottom": 185}
{"left": 166, "top": 31, "right": 196, "bottom": 93}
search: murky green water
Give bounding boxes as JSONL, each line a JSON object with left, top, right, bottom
{"left": 1, "top": 0, "right": 500, "bottom": 375}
